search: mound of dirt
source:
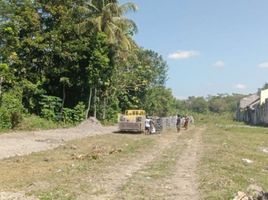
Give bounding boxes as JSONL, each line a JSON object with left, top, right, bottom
{"left": 0, "top": 117, "right": 118, "bottom": 160}
{"left": 77, "top": 117, "right": 102, "bottom": 130}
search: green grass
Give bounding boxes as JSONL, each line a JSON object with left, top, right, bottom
{"left": 37, "top": 187, "right": 75, "bottom": 200}
{"left": 194, "top": 112, "right": 239, "bottom": 126}
{"left": 0, "top": 115, "right": 72, "bottom": 134}
{"left": 15, "top": 115, "right": 70, "bottom": 131}
{"left": 198, "top": 121, "right": 268, "bottom": 199}
{"left": 0, "top": 127, "right": 9, "bottom": 134}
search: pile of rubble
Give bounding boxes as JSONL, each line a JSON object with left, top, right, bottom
{"left": 233, "top": 184, "right": 268, "bottom": 200}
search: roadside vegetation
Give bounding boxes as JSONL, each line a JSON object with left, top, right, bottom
{"left": 0, "top": 0, "right": 172, "bottom": 131}
{"left": 0, "top": 0, "right": 246, "bottom": 133}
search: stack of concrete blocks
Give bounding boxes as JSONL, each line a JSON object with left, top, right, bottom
{"left": 152, "top": 116, "right": 177, "bottom": 133}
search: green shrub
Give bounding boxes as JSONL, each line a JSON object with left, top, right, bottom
{"left": 0, "top": 108, "right": 12, "bottom": 129}
{"left": 40, "top": 95, "right": 62, "bottom": 121}
{"left": 11, "top": 112, "right": 22, "bottom": 128}
{"left": 73, "top": 102, "right": 85, "bottom": 123}
{"left": 62, "top": 107, "right": 74, "bottom": 124}
{"left": 38, "top": 95, "right": 86, "bottom": 125}
{"left": 62, "top": 102, "right": 85, "bottom": 124}
{"left": 0, "top": 89, "right": 23, "bottom": 129}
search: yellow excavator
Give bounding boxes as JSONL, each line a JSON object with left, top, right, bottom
{"left": 118, "top": 109, "right": 146, "bottom": 133}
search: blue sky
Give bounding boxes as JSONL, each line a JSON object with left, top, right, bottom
{"left": 120, "top": 0, "right": 268, "bottom": 99}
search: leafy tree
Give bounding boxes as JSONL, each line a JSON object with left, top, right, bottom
{"left": 208, "top": 97, "right": 228, "bottom": 113}
{"left": 261, "top": 83, "right": 268, "bottom": 90}
{"left": 143, "top": 86, "right": 175, "bottom": 117}
{"left": 174, "top": 99, "right": 188, "bottom": 114}
{"left": 0, "top": 0, "right": 177, "bottom": 128}
{"left": 188, "top": 96, "right": 208, "bottom": 113}
{"left": 0, "top": 63, "right": 10, "bottom": 99}
{"left": 117, "top": 48, "right": 168, "bottom": 111}
{"left": 258, "top": 82, "right": 268, "bottom": 95}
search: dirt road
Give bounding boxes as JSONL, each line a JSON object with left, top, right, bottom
{"left": 0, "top": 119, "right": 117, "bottom": 160}
{"left": 0, "top": 122, "right": 203, "bottom": 200}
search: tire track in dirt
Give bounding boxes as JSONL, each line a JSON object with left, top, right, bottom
{"left": 164, "top": 127, "right": 203, "bottom": 200}
{"left": 78, "top": 132, "right": 180, "bottom": 200}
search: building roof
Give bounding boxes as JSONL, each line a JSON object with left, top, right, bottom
{"left": 239, "top": 94, "right": 260, "bottom": 109}
{"left": 249, "top": 99, "right": 260, "bottom": 110}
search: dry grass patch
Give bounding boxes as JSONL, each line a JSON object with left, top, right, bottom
{"left": 116, "top": 130, "right": 194, "bottom": 200}
{"left": 0, "top": 133, "right": 155, "bottom": 199}
{"left": 198, "top": 124, "right": 268, "bottom": 199}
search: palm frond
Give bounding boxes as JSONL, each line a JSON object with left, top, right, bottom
{"left": 85, "top": 1, "right": 99, "bottom": 12}
{"left": 119, "top": 2, "right": 138, "bottom": 15}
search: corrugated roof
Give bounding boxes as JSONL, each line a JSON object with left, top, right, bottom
{"left": 239, "top": 94, "right": 260, "bottom": 109}
{"left": 249, "top": 99, "right": 260, "bottom": 109}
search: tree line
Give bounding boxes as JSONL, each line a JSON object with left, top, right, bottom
{"left": 0, "top": 0, "right": 244, "bottom": 130}
{"left": 175, "top": 94, "right": 245, "bottom": 115}
{"left": 0, "top": 0, "right": 173, "bottom": 129}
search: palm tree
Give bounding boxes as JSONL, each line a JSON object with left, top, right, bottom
{"left": 88, "top": 0, "right": 138, "bottom": 50}
{"left": 82, "top": 0, "right": 139, "bottom": 119}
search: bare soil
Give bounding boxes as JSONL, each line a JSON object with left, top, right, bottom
{"left": 0, "top": 118, "right": 117, "bottom": 160}
{"left": 0, "top": 121, "right": 203, "bottom": 200}
{"left": 162, "top": 127, "right": 203, "bottom": 200}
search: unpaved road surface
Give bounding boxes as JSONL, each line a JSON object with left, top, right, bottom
{"left": 0, "top": 122, "right": 203, "bottom": 200}
{"left": 78, "top": 130, "right": 181, "bottom": 200}
{"left": 0, "top": 119, "right": 117, "bottom": 160}
{"left": 163, "top": 127, "right": 203, "bottom": 200}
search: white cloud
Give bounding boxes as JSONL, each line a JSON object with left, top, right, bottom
{"left": 258, "top": 62, "right": 268, "bottom": 69}
{"left": 168, "top": 50, "right": 200, "bottom": 60}
{"left": 235, "top": 84, "right": 247, "bottom": 90}
{"left": 213, "top": 60, "right": 225, "bottom": 68}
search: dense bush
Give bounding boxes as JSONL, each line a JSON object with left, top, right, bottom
{"left": 62, "top": 102, "right": 85, "bottom": 124}
{"left": 15, "top": 115, "right": 64, "bottom": 131}
{"left": 0, "top": 90, "right": 24, "bottom": 129}
{"left": 40, "top": 95, "right": 85, "bottom": 124}
{"left": 40, "top": 95, "right": 62, "bottom": 121}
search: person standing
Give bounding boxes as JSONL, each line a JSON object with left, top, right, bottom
{"left": 176, "top": 114, "right": 181, "bottom": 132}
{"left": 145, "top": 116, "right": 150, "bottom": 134}
{"left": 149, "top": 119, "right": 156, "bottom": 134}
{"left": 184, "top": 116, "right": 189, "bottom": 130}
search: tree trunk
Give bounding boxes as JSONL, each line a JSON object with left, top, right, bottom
{"left": 85, "top": 87, "right": 93, "bottom": 119}
{"left": 0, "top": 77, "right": 3, "bottom": 100}
{"left": 94, "top": 88, "right": 97, "bottom": 118}
{"left": 61, "top": 85, "right": 66, "bottom": 113}
{"left": 102, "top": 97, "right": 107, "bottom": 120}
